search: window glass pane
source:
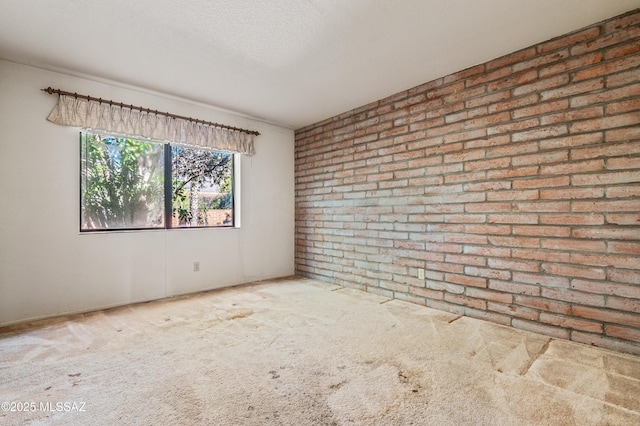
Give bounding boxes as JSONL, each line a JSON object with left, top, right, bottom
{"left": 171, "top": 146, "right": 233, "bottom": 228}
{"left": 81, "top": 133, "right": 165, "bottom": 230}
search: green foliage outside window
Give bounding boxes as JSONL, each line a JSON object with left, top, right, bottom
{"left": 80, "top": 132, "right": 234, "bottom": 231}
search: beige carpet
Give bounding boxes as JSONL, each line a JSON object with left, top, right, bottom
{"left": 1, "top": 276, "right": 639, "bottom": 425}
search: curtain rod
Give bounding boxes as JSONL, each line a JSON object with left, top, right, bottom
{"left": 41, "top": 87, "right": 260, "bottom": 136}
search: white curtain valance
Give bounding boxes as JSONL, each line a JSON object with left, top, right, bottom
{"left": 47, "top": 94, "right": 256, "bottom": 155}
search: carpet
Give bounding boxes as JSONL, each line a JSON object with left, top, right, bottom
{"left": 1, "top": 276, "right": 639, "bottom": 425}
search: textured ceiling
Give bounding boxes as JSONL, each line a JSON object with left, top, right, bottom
{"left": 1, "top": 0, "right": 638, "bottom": 129}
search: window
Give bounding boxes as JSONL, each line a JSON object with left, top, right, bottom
{"left": 80, "top": 132, "right": 234, "bottom": 231}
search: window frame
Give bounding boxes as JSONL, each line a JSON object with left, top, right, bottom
{"left": 79, "top": 131, "right": 237, "bottom": 233}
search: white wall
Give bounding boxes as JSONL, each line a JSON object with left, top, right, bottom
{"left": 0, "top": 60, "right": 295, "bottom": 326}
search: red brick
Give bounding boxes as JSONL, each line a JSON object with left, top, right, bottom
{"left": 608, "top": 69, "right": 640, "bottom": 87}
{"left": 571, "top": 83, "right": 640, "bottom": 108}
{"left": 539, "top": 52, "right": 603, "bottom": 78}
{"left": 541, "top": 187, "right": 605, "bottom": 199}
{"left": 463, "top": 181, "right": 511, "bottom": 192}
{"left": 571, "top": 332, "right": 640, "bottom": 355}
{"left": 487, "top": 213, "right": 537, "bottom": 224}
{"left": 445, "top": 273, "right": 487, "bottom": 288}
{"left": 574, "top": 306, "right": 640, "bottom": 328}
{"left": 464, "top": 157, "right": 511, "bottom": 171}
{"left": 571, "top": 25, "right": 640, "bottom": 56}
{"left": 444, "top": 85, "right": 487, "bottom": 105}
{"left": 442, "top": 166, "right": 489, "bottom": 181}
{"left": 466, "top": 66, "right": 512, "bottom": 87}
{"left": 487, "top": 190, "right": 539, "bottom": 201}
{"left": 409, "top": 286, "right": 444, "bottom": 300}
{"left": 465, "top": 308, "right": 512, "bottom": 326}
{"left": 606, "top": 325, "right": 640, "bottom": 343}
{"left": 541, "top": 106, "right": 604, "bottom": 126}
{"left": 426, "top": 261, "right": 464, "bottom": 274}
{"left": 426, "top": 280, "right": 464, "bottom": 295}
{"left": 488, "top": 94, "right": 540, "bottom": 114}
{"left": 425, "top": 242, "right": 462, "bottom": 253}
{"left": 443, "top": 64, "right": 485, "bottom": 85}
{"left": 427, "top": 163, "right": 462, "bottom": 175}
{"left": 573, "top": 55, "right": 640, "bottom": 81}
{"left": 514, "top": 295, "right": 571, "bottom": 315}
{"left": 443, "top": 128, "right": 488, "bottom": 144}
{"left": 444, "top": 293, "right": 487, "bottom": 310}
{"left": 573, "top": 279, "right": 640, "bottom": 299}
{"left": 464, "top": 112, "right": 511, "bottom": 130}
{"left": 408, "top": 79, "right": 444, "bottom": 96}
{"left": 512, "top": 318, "right": 570, "bottom": 339}
{"left": 487, "top": 70, "right": 539, "bottom": 92}
{"left": 487, "top": 166, "right": 539, "bottom": 179}
{"left": 512, "top": 99, "right": 569, "bottom": 119}
{"left": 464, "top": 266, "right": 511, "bottom": 280}
{"left": 608, "top": 241, "right": 640, "bottom": 255}
{"left": 606, "top": 214, "right": 640, "bottom": 226}
{"left": 443, "top": 214, "right": 486, "bottom": 224}
{"left": 540, "top": 159, "right": 603, "bottom": 175}
{"left": 425, "top": 299, "right": 465, "bottom": 315}
{"left": 538, "top": 27, "right": 601, "bottom": 54}
{"left": 540, "top": 312, "right": 603, "bottom": 333}
{"left": 539, "top": 213, "right": 604, "bottom": 226}
{"left": 572, "top": 200, "right": 640, "bottom": 212}
{"left": 541, "top": 239, "right": 606, "bottom": 252}
{"left": 444, "top": 253, "right": 486, "bottom": 266}
{"left": 570, "top": 113, "right": 640, "bottom": 134}
{"left": 409, "top": 116, "right": 446, "bottom": 132}
{"left": 443, "top": 149, "right": 485, "bottom": 164}
{"left": 489, "top": 301, "right": 539, "bottom": 320}
{"left": 464, "top": 225, "right": 511, "bottom": 235}
{"left": 513, "top": 225, "right": 571, "bottom": 238}
{"left": 609, "top": 269, "right": 640, "bottom": 285}
{"left": 540, "top": 78, "right": 605, "bottom": 102}
{"left": 463, "top": 246, "right": 510, "bottom": 258}
{"left": 465, "top": 90, "right": 511, "bottom": 108}
{"left": 489, "top": 279, "right": 540, "bottom": 296}
{"left": 606, "top": 186, "right": 640, "bottom": 198}
{"left": 487, "top": 258, "right": 539, "bottom": 272}
{"left": 573, "top": 227, "right": 640, "bottom": 241}
{"left": 486, "top": 141, "right": 539, "bottom": 158}
{"left": 487, "top": 118, "right": 540, "bottom": 136}
{"left": 514, "top": 272, "right": 569, "bottom": 288}
{"left": 604, "top": 10, "right": 640, "bottom": 32}
{"left": 513, "top": 50, "right": 569, "bottom": 72}
{"left": 545, "top": 285, "right": 606, "bottom": 305}
{"left": 467, "top": 288, "right": 512, "bottom": 303}
{"left": 465, "top": 202, "right": 512, "bottom": 213}
{"left": 394, "top": 130, "right": 427, "bottom": 145}
{"left": 511, "top": 150, "right": 568, "bottom": 166}
{"left": 571, "top": 141, "right": 640, "bottom": 161}
{"left": 572, "top": 252, "right": 640, "bottom": 270}
{"left": 542, "top": 263, "right": 606, "bottom": 280}
{"left": 380, "top": 281, "right": 409, "bottom": 293}
{"left": 427, "top": 81, "right": 466, "bottom": 100}
{"left": 489, "top": 236, "right": 540, "bottom": 248}
{"left": 512, "top": 201, "right": 570, "bottom": 212}
{"left": 607, "top": 99, "right": 640, "bottom": 115}
{"left": 607, "top": 296, "right": 640, "bottom": 314}
{"left": 512, "top": 176, "right": 570, "bottom": 189}
{"left": 607, "top": 157, "right": 640, "bottom": 170}
{"left": 512, "top": 74, "right": 570, "bottom": 97}
{"left": 487, "top": 48, "right": 537, "bottom": 70}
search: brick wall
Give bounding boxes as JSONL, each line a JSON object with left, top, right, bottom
{"left": 295, "top": 10, "right": 640, "bottom": 354}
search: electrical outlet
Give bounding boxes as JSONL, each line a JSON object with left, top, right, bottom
{"left": 193, "top": 261, "right": 200, "bottom": 272}
{"left": 417, "top": 268, "right": 425, "bottom": 280}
